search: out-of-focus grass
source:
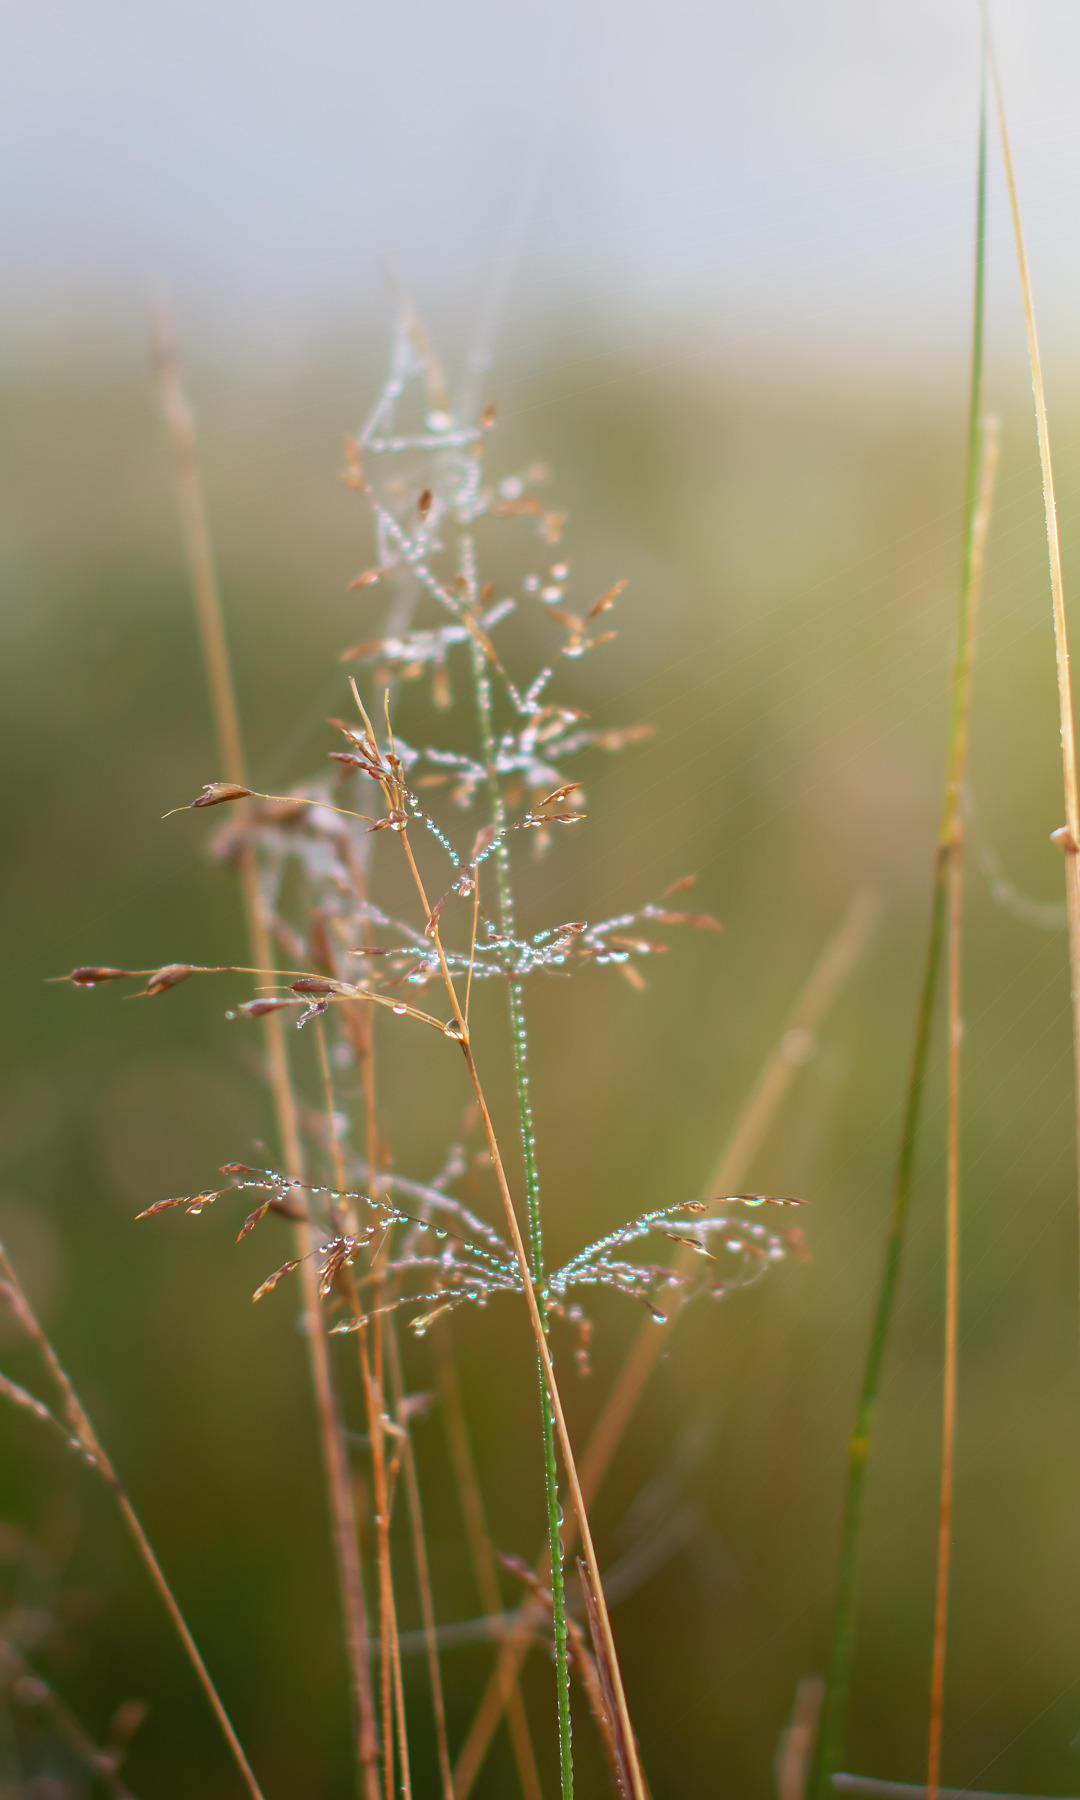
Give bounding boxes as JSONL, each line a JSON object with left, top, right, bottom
{"left": 2, "top": 330, "right": 1080, "bottom": 1796}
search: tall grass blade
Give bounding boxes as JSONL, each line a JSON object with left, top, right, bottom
{"left": 810, "top": 69, "right": 989, "bottom": 1799}
{"left": 0, "top": 1242, "right": 266, "bottom": 1800}
{"left": 150, "top": 309, "right": 381, "bottom": 1797}
{"left": 982, "top": 8, "right": 1080, "bottom": 1267}
{"left": 927, "top": 417, "right": 998, "bottom": 1800}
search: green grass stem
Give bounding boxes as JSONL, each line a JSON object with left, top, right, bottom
{"left": 469, "top": 635, "right": 575, "bottom": 1800}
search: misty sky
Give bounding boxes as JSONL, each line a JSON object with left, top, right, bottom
{"left": 4, "top": 0, "right": 1080, "bottom": 371}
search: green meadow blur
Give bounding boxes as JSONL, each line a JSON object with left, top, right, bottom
{"left": 3, "top": 322, "right": 1080, "bottom": 1798}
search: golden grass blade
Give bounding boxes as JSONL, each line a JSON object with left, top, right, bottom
{"left": 452, "top": 888, "right": 879, "bottom": 1796}
{"left": 151, "top": 308, "right": 381, "bottom": 1797}
{"left": 983, "top": 19, "right": 1080, "bottom": 1188}
{"left": 386, "top": 1325, "right": 455, "bottom": 1800}
{"left": 0, "top": 1243, "right": 266, "bottom": 1800}
{"left": 778, "top": 1678, "right": 825, "bottom": 1800}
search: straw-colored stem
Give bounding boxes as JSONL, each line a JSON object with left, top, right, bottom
{"left": 0, "top": 1245, "right": 265, "bottom": 1800}
{"left": 432, "top": 1329, "right": 544, "bottom": 1800}
{"left": 453, "top": 887, "right": 879, "bottom": 1796}
{"left": 983, "top": 12, "right": 1080, "bottom": 1258}
{"left": 359, "top": 1326, "right": 412, "bottom": 1800}
{"left": 385, "top": 1324, "right": 454, "bottom": 1800}
{"left": 810, "top": 86, "right": 992, "bottom": 1795}
{"left": 151, "top": 310, "right": 380, "bottom": 1796}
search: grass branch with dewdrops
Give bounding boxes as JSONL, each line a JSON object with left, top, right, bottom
{"left": 50, "top": 308, "right": 804, "bottom": 1797}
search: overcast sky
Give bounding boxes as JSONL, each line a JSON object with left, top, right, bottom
{"left": 4, "top": 0, "right": 1080, "bottom": 373}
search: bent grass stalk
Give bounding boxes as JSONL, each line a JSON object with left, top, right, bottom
{"left": 810, "top": 76, "right": 990, "bottom": 1800}
{"left": 0, "top": 1243, "right": 266, "bottom": 1800}
{"left": 453, "top": 885, "right": 879, "bottom": 1796}
{"left": 151, "top": 312, "right": 381, "bottom": 1796}
{"left": 982, "top": 12, "right": 1080, "bottom": 1273}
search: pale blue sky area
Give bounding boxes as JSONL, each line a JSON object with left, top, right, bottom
{"left": 3, "top": 0, "right": 1080, "bottom": 373}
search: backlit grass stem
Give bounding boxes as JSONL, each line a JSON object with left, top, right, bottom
{"left": 983, "top": 11, "right": 1080, "bottom": 1265}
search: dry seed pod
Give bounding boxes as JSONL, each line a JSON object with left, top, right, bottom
{"left": 140, "top": 964, "right": 203, "bottom": 995}
{"left": 189, "top": 783, "right": 254, "bottom": 808}
{"left": 60, "top": 966, "right": 132, "bottom": 986}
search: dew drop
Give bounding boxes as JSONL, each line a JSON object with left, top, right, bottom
{"left": 444, "top": 1020, "right": 464, "bottom": 1040}
{"left": 436, "top": 1229, "right": 447, "bottom": 1240}
{"left": 188, "top": 1205, "right": 203, "bottom": 1216}
{"left": 392, "top": 1003, "right": 407, "bottom": 1016}
{"left": 224, "top": 1010, "right": 236, "bottom": 1020}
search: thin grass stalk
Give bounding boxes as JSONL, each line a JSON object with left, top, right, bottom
{"left": 384, "top": 1323, "right": 455, "bottom": 1800}
{"left": 467, "top": 629, "right": 575, "bottom": 1797}
{"left": 927, "top": 856, "right": 963, "bottom": 1800}
{"left": 151, "top": 311, "right": 381, "bottom": 1797}
{"left": 432, "top": 1330, "right": 545, "bottom": 1800}
{"left": 453, "top": 887, "right": 879, "bottom": 1797}
{"left": 982, "top": 12, "right": 1080, "bottom": 1259}
{"left": 809, "top": 79, "right": 989, "bottom": 1799}
{"left": 314, "top": 1020, "right": 408, "bottom": 1800}
{"left": 926, "top": 414, "right": 999, "bottom": 1800}
{"left": 0, "top": 1244, "right": 265, "bottom": 1800}
{"left": 391, "top": 820, "right": 649, "bottom": 1800}
{"left": 359, "top": 1328, "right": 412, "bottom": 1800}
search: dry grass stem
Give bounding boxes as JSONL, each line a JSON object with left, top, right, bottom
{"left": 0, "top": 1243, "right": 265, "bottom": 1800}
{"left": 778, "top": 1677, "right": 825, "bottom": 1800}
{"left": 984, "top": 25, "right": 1080, "bottom": 1204}
{"left": 151, "top": 310, "right": 380, "bottom": 1795}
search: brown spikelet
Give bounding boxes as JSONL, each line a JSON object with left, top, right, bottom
{"left": 58, "top": 966, "right": 133, "bottom": 987}
{"left": 252, "top": 1259, "right": 303, "bottom": 1303}
{"left": 188, "top": 782, "right": 255, "bottom": 809}
{"left": 139, "top": 964, "right": 204, "bottom": 996}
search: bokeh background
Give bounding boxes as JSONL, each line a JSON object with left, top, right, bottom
{"left": 6, "top": 1, "right": 1080, "bottom": 1795}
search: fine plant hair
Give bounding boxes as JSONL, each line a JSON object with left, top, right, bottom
{"left": 54, "top": 309, "right": 803, "bottom": 1796}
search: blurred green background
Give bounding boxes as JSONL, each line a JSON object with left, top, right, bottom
{"left": 4, "top": 318, "right": 1080, "bottom": 1798}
